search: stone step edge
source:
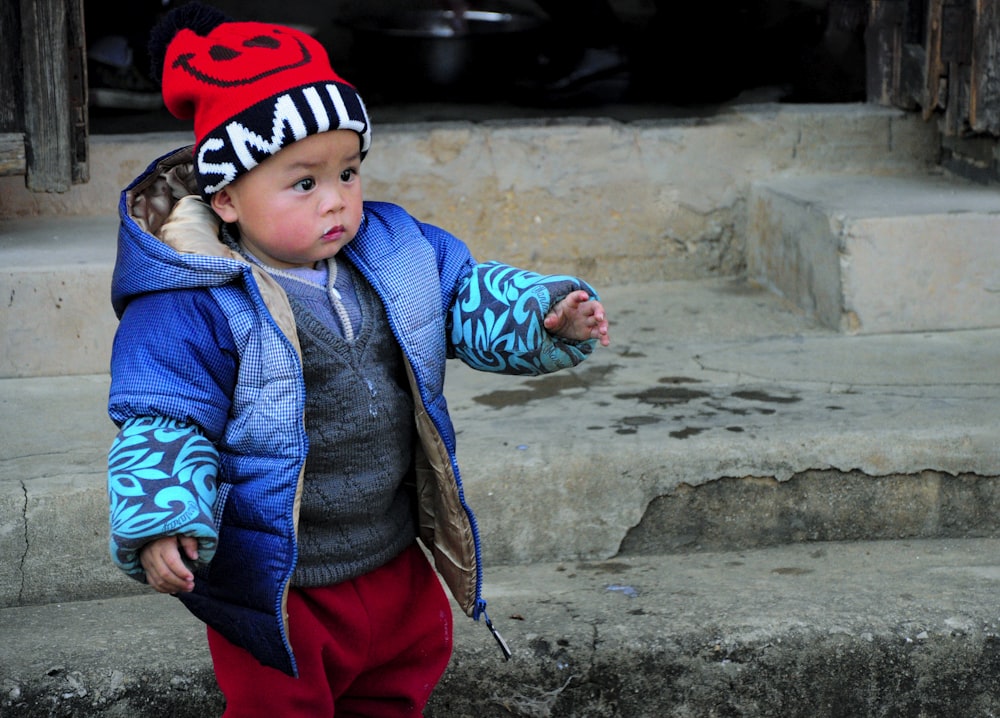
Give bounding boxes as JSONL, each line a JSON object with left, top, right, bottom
{"left": 3, "top": 538, "right": 1000, "bottom": 717}
{"left": 747, "top": 174, "right": 1000, "bottom": 333}
{"left": 7, "top": 442, "right": 999, "bottom": 610}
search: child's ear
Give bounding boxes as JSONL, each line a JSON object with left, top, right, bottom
{"left": 210, "top": 189, "right": 239, "bottom": 224}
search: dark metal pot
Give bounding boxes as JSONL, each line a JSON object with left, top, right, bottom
{"left": 345, "top": 4, "right": 549, "bottom": 100}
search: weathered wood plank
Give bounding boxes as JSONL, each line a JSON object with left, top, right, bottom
{"left": 970, "top": 0, "right": 1000, "bottom": 134}
{"left": 0, "top": 0, "right": 23, "bottom": 133}
{"left": 866, "top": 0, "right": 904, "bottom": 105}
{"left": 0, "top": 133, "right": 27, "bottom": 176}
{"left": 67, "top": 0, "right": 88, "bottom": 184}
{"left": 20, "top": 0, "right": 72, "bottom": 192}
{"left": 924, "top": 0, "right": 946, "bottom": 118}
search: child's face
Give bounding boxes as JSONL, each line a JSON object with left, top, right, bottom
{"left": 210, "top": 130, "right": 364, "bottom": 269}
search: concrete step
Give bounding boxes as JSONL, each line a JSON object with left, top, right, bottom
{"left": 0, "top": 215, "right": 119, "bottom": 379}
{"left": 2, "top": 278, "right": 998, "bottom": 610}
{"left": 5, "top": 171, "right": 995, "bottom": 382}
{"left": 747, "top": 173, "right": 1000, "bottom": 334}
{"left": 4, "top": 538, "right": 1000, "bottom": 717}
{"left": 2, "top": 105, "right": 999, "bottom": 715}
{"left": 1, "top": 105, "right": 945, "bottom": 379}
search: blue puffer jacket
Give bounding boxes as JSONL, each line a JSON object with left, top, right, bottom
{"left": 107, "top": 146, "right": 599, "bottom": 676}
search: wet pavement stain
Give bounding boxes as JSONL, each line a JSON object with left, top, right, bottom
{"left": 618, "top": 347, "right": 647, "bottom": 358}
{"left": 670, "top": 426, "right": 708, "bottom": 439}
{"left": 732, "top": 389, "right": 802, "bottom": 404}
{"left": 709, "top": 403, "right": 752, "bottom": 416}
{"left": 709, "top": 401, "right": 780, "bottom": 417}
{"left": 615, "top": 386, "right": 711, "bottom": 407}
{"left": 610, "top": 381, "right": 808, "bottom": 438}
{"left": 612, "top": 415, "right": 662, "bottom": 434}
{"left": 472, "top": 364, "right": 618, "bottom": 408}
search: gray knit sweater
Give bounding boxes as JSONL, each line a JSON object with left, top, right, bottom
{"left": 266, "top": 258, "right": 418, "bottom": 587}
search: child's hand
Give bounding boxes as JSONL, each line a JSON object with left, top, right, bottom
{"left": 139, "top": 535, "right": 199, "bottom": 594}
{"left": 544, "top": 290, "right": 611, "bottom": 347}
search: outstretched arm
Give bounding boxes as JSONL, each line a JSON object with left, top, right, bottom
{"left": 449, "top": 261, "right": 607, "bottom": 375}
{"left": 543, "top": 290, "right": 611, "bottom": 347}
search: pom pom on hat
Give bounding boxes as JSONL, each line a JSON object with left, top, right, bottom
{"left": 151, "top": 2, "right": 371, "bottom": 196}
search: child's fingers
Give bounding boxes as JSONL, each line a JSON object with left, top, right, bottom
{"left": 159, "top": 554, "right": 195, "bottom": 593}
{"left": 178, "top": 535, "right": 200, "bottom": 561}
{"left": 141, "top": 538, "right": 195, "bottom": 594}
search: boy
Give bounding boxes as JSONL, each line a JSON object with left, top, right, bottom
{"left": 106, "top": 3, "right": 611, "bottom": 716}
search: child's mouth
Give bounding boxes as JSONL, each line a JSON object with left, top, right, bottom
{"left": 323, "top": 226, "right": 346, "bottom": 241}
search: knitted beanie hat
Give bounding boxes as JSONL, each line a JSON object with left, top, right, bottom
{"left": 149, "top": 2, "right": 371, "bottom": 197}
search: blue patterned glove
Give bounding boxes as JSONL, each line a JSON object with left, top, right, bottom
{"left": 450, "top": 261, "right": 598, "bottom": 375}
{"left": 107, "top": 416, "right": 220, "bottom": 580}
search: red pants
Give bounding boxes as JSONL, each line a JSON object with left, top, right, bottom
{"left": 207, "top": 543, "right": 453, "bottom": 717}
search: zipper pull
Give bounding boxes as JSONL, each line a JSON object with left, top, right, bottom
{"left": 478, "top": 603, "right": 512, "bottom": 660}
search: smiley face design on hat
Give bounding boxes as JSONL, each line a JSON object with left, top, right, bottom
{"left": 172, "top": 26, "right": 314, "bottom": 88}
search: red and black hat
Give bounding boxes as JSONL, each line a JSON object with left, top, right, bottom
{"left": 150, "top": 2, "right": 371, "bottom": 196}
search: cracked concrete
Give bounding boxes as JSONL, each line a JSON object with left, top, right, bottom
{"left": 0, "top": 104, "right": 997, "bottom": 713}
{"left": 17, "top": 481, "right": 27, "bottom": 605}
{"left": 7, "top": 539, "right": 1000, "bottom": 717}
{"left": 619, "top": 470, "right": 1000, "bottom": 555}
{"left": 1, "top": 277, "right": 998, "bottom": 608}
{"left": 442, "top": 279, "right": 1000, "bottom": 566}
{"left": 0, "top": 481, "right": 28, "bottom": 608}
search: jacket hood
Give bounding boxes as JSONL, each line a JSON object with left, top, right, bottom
{"left": 112, "top": 145, "right": 247, "bottom": 318}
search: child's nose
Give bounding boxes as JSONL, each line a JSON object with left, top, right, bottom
{"left": 320, "top": 186, "right": 345, "bottom": 213}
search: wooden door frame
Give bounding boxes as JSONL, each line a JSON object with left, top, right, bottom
{"left": 867, "top": 0, "right": 1000, "bottom": 137}
{"left": 0, "top": 0, "right": 88, "bottom": 192}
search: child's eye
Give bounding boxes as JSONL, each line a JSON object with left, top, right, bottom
{"left": 340, "top": 168, "right": 357, "bottom": 183}
{"left": 293, "top": 177, "right": 316, "bottom": 192}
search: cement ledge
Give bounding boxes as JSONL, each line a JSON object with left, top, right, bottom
{"left": 4, "top": 539, "right": 1000, "bottom": 717}
{"left": 3, "top": 279, "right": 1000, "bottom": 606}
